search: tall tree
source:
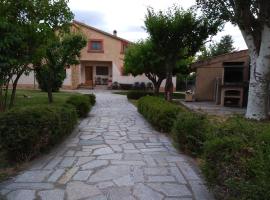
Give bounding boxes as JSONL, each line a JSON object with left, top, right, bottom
{"left": 36, "top": 33, "right": 86, "bottom": 103}
{"left": 198, "top": 35, "right": 236, "bottom": 60}
{"left": 124, "top": 39, "right": 166, "bottom": 94}
{"left": 144, "top": 6, "right": 220, "bottom": 101}
{"left": 0, "top": 0, "right": 74, "bottom": 111}
{"left": 196, "top": 0, "right": 270, "bottom": 120}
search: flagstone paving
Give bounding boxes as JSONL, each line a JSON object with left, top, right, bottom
{"left": 0, "top": 92, "right": 213, "bottom": 200}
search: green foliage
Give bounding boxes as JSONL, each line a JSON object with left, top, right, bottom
{"left": 84, "top": 94, "right": 96, "bottom": 105}
{"left": 137, "top": 96, "right": 181, "bottom": 132}
{"left": 202, "top": 116, "right": 270, "bottom": 200}
{"left": 144, "top": 6, "right": 219, "bottom": 99}
{"left": 66, "top": 95, "right": 91, "bottom": 118}
{"left": 36, "top": 34, "right": 86, "bottom": 99}
{"left": 198, "top": 35, "right": 236, "bottom": 60}
{"left": 172, "top": 112, "right": 208, "bottom": 156}
{"left": 124, "top": 39, "right": 166, "bottom": 93}
{"left": 0, "top": 105, "right": 77, "bottom": 161}
{"left": 127, "top": 90, "right": 154, "bottom": 100}
{"left": 0, "top": 0, "right": 74, "bottom": 110}
{"left": 36, "top": 66, "right": 66, "bottom": 92}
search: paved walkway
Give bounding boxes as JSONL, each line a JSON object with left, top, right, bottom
{"left": 0, "top": 92, "right": 213, "bottom": 200}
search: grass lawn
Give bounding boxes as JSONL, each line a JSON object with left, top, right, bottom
{"left": 11, "top": 89, "right": 80, "bottom": 108}
{"left": 0, "top": 89, "right": 80, "bottom": 182}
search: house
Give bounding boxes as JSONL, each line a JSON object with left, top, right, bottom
{"left": 17, "top": 20, "right": 176, "bottom": 91}
{"left": 191, "top": 50, "right": 250, "bottom": 107}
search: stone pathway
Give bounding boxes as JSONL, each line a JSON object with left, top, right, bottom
{"left": 0, "top": 92, "right": 213, "bottom": 200}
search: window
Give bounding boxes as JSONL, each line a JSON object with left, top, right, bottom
{"left": 121, "top": 42, "right": 129, "bottom": 54}
{"left": 88, "top": 40, "right": 104, "bottom": 53}
{"left": 223, "top": 62, "right": 244, "bottom": 84}
{"left": 96, "top": 66, "right": 109, "bottom": 75}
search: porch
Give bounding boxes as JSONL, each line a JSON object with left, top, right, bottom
{"left": 180, "top": 100, "right": 246, "bottom": 116}
{"left": 79, "top": 61, "right": 112, "bottom": 89}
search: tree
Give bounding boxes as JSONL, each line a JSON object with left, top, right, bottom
{"left": 144, "top": 6, "right": 220, "bottom": 101}
{"left": 198, "top": 35, "right": 236, "bottom": 60}
{"left": 0, "top": 0, "right": 74, "bottom": 111}
{"left": 36, "top": 33, "right": 86, "bottom": 103}
{"left": 196, "top": 0, "right": 270, "bottom": 120}
{"left": 124, "top": 39, "right": 166, "bottom": 94}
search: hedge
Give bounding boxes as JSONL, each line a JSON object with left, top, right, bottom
{"left": 127, "top": 90, "right": 153, "bottom": 100}
{"left": 136, "top": 95, "right": 270, "bottom": 199}
{"left": 202, "top": 117, "right": 270, "bottom": 200}
{"left": 137, "top": 96, "right": 181, "bottom": 132}
{"left": 66, "top": 95, "right": 91, "bottom": 118}
{"left": 172, "top": 112, "right": 209, "bottom": 156}
{"left": 0, "top": 105, "right": 77, "bottom": 161}
{"left": 85, "top": 93, "right": 96, "bottom": 105}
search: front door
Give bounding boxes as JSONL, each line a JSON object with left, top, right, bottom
{"left": 85, "top": 66, "right": 93, "bottom": 86}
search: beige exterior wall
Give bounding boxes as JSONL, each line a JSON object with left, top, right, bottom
{"left": 194, "top": 50, "right": 250, "bottom": 101}
{"left": 73, "top": 22, "right": 177, "bottom": 89}
{"left": 14, "top": 21, "right": 177, "bottom": 90}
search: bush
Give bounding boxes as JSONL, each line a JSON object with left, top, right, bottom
{"left": 172, "top": 112, "right": 208, "bottom": 156}
{"left": 66, "top": 95, "right": 91, "bottom": 118}
{"left": 84, "top": 94, "right": 96, "bottom": 105}
{"left": 119, "top": 83, "right": 133, "bottom": 90}
{"left": 127, "top": 90, "right": 153, "bottom": 100}
{"left": 0, "top": 105, "right": 77, "bottom": 161}
{"left": 202, "top": 116, "right": 270, "bottom": 200}
{"left": 137, "top": 96, "right": 181, "bottom": 132}
{"left": 35, "top": 67, "right": 66, "bottom": 92}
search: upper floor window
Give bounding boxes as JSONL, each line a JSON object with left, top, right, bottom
{"left": 121, "top": 42, "right": 129, "bottom": 54}
{"left": 88, "top": 39, "right": 104, "bottom": 53}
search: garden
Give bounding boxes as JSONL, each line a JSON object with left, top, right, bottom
{"left": 0, "top": 90, "right": 95, "bottom": 181}
{"left": 0, "top": 0, "right": 93, "bottom": 181}
{"left": 136, "top": 95, "right": 270, "bottom": 200}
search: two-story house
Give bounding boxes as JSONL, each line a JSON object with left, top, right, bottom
{"left": 17, "top": 20, "right": 176, "bottom": 90}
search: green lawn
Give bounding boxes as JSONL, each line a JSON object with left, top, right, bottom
{"left": 10, "top": 89, "right": 80, "bottom": 109}
{"left": 0, "top": 89, "right": 80, "bottom": 182}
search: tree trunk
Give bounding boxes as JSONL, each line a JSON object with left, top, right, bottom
{"left": 9, "top": 71, "right": 24, "bottom": 109}
{"left": 164, "top": 62, "right": 174, "bottom": 101}
{"left": 244, "top": 26, "right": 270, "bottom": 120}
{"left": 3, "top": 83, "right": 9, "bottom": 111}
{"left": 47, "top": 76, "right": 53, "bottom": 103}
{"left": 47, "top": 87, "right": 53, "bottom": 103}
{"left": 0, "top": 85, "right": 3, "bottom": 112}
{"left": 153, "top": 78, "right": 163, "bottom": 95}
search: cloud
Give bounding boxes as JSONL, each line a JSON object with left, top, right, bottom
{"left": 73, "top": 10, "right": 107, "bottom": 29}
{"left": 69, "top": 0, "right": 247, "bottom": 49}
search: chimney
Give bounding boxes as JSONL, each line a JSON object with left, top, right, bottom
{"left": 113, "top": 30, "right": 117, "bottom": 36}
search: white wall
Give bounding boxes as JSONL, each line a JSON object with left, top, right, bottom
{"left": 17, "top": 69, "right": 72, "bottom": 88}
{"left": 17, "top": 71, "right": 37, "bottom": 86}
{"left": 112, "top": 62, "right": 177, "bottom": 88}
{"left": 63, "top": 68, "right": 72, "bottom": 86}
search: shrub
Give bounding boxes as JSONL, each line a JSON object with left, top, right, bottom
{"left": 119, "top": 83, "right": 133, "bottom": 90}
{"left": 137, "top": 96, "right": 181, "bottom": 132}
{"left": 139, "top": 82, "right": 146, "bottom": 90}
{"left": 66, "top": 95, "right": 91, "bottom": 118}
{"left": 0, "top": 105, "right": 77, "bottom": 161}
{"left": 127, "top": 90, "right": 153, "bottom": 100}
{"left": 172, "top": 112, "right": 208, "bottom": 156}
{"left": 35, "top": 66, "right": 66, "bottom": 92}
{"left": 202, "top": 116, "right": 270, "bottom": 200}
{"left": 133, "top": 82, "right": 140, "bottom": 90}
{"left": 84, "top": 93, "right": 96, "bottom": 105}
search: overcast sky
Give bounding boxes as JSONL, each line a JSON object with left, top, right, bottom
{"left": 68, "top": 0, "right": 247, "bottom": 50}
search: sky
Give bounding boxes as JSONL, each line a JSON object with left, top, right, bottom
{"left": 68, "top": 0, "right": 247, "bottom": 50}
